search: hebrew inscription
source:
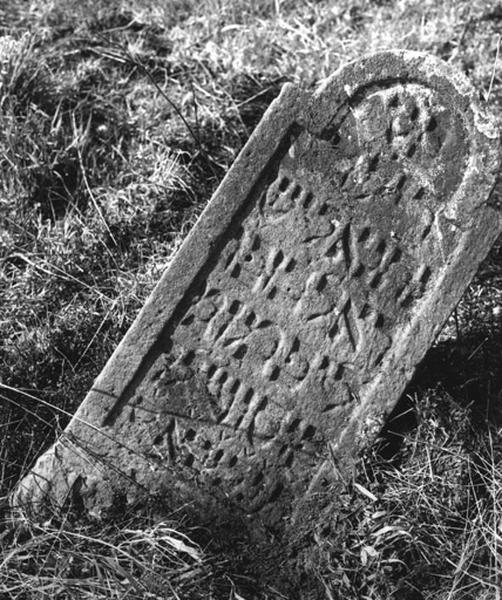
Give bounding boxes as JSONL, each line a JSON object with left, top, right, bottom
{"left": 13, "top": 51, "right": 501, "bottom": 527}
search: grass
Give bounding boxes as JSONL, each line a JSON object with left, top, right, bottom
{"left": 0, "top": 0, "right": 502, "bottom": 597}
{"left": 316, "top": 393, "right": 502, "bottom": 599}
{"left": 1, "top": 513, "right": 209, "bottom": 599}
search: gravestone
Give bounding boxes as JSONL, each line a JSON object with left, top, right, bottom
{"left": 12, "top": 51, "right": 501, "bottom": 528}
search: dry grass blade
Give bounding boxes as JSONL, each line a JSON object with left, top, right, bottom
{"left": 486, "top": 33, "right": 501, "bottom": 102}
{"left": 0, "top": 516, "right": 209, "bottom": 600}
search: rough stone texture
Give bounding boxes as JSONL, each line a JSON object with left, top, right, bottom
{"left": 12, "top": 51, "right": 501, "bottom": 528}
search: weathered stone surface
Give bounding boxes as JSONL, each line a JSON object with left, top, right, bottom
{"left": 12, "top": 51, "right": 501, "bottom": 527}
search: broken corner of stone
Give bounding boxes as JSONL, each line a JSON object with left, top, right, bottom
{"left": 11, "top": 50, "right": 502, "bottom": 529}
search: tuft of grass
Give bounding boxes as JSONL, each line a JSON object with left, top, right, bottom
{"left": 314, "top": 392, "right": 502, "bottom": 600}
{"left": 0, "top": 511, "right": 212, "bottom": 600}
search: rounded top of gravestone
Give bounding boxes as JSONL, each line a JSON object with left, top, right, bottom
{"left": 316, "top": 50, "right": 498, "bottom": 132}
{"left": 307, "top": 50, "right": 499, "bottom": 221}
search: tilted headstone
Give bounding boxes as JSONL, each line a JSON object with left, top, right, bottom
{"left": 13, "top": 51, "right": 501, "bottom": 528}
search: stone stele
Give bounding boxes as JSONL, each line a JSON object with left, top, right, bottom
{"left": 12, "top": 51, "right": 501, "bottom": 528}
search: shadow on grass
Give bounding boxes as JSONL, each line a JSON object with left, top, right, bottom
{"left": 377, "top": 324, "right": 502, "bottom": 467}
